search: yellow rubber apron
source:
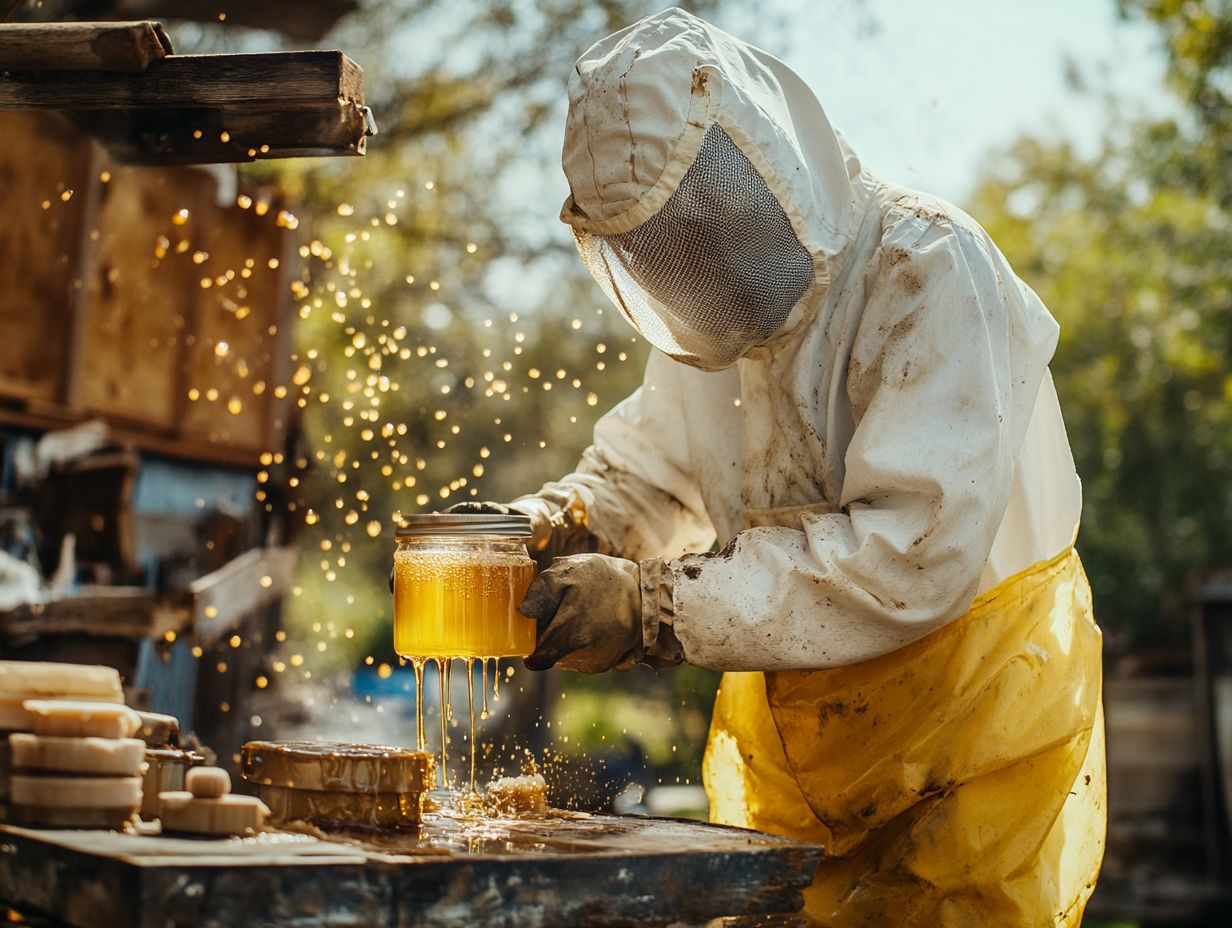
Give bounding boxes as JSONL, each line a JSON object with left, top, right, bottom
{"left": 705, "top": 546, "right": 1106, "bottom": 927}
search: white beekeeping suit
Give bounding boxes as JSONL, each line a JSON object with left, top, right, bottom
{"left": 490, "top": 9, "right": 1106, "bottom": 925}
{"left": 539, "top": 9, "right": 1081, "bottom": 668}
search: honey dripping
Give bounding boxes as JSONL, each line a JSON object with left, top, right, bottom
{"left": 440, "top": 657, "right": 452, "bottom": 790}
{"left": 481, "top": 660, "right": 490, "bottom": 720}
{"left": 411, "top": 657, "right": 427, "bottom": 753}
{"left": 410, "top": 657, "right": 511, "bottom": 803}
{"left": 465, "top": 657, "right": 476, "bottom": 797}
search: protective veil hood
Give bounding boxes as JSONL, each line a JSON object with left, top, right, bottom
{"left": 561, "top": 8, "right": 870, "bottom": 368}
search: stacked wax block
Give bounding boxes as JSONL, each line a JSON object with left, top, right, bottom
{"left": 241, "top": 741, "right": 434, "bottom": 831}
{"left": 0, "top": 659, "right": 127, "bottom": 808}
{"left": 159, "top": 766, "right": 270, "bottom": 836}
{"left": 134, "top": 710, "right": 209, "bottom": 820}
{"left": 0, "top": 661, "right": 145, "bottom": 829}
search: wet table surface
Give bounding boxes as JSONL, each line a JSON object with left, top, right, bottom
{"left": 0, "top": 809, "right": 822, "bottom": 927}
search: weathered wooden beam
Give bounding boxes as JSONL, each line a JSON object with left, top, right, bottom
{"left": 71, "top": 98, "right": 370, "bottom": 164}
{"left": 60, "top": 142, "right": 105, "bottom": 408}
{"left": 187, "top": 546, "right": 298, "bottom": 646}
{"left": 0, "top": 815, "right": 822, "bottom": 927}
{"left": 0, "top": 49, "right": 364, "bottom": 109}
{"left": 0, "top": 554, "right": 295, "bottom": 651}
{"left": 0, "top": 21, "right": 172, "bottom": 72}
{"left": 0, "top": 587, "right": 188, "bottom": 650}
{"left": 0, "top": 401, "right": 269, "bottom": 468}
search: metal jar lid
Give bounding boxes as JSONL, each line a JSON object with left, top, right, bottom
{"left": 393, "top": 512, "right": 532, "bottom": 538}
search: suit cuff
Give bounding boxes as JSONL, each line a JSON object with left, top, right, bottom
{"left": 639, "top": 557, "right": 682, "bottom": 666}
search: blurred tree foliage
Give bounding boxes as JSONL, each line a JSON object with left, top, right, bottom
{"left": 215, "top": 0, "right": 714, "bottom": 671}
{"left": 553, "top": 662, "right": 718, "bottom": 787}
{"left": 101, "top": 0, "right": 728, "bottom": 791}
{"left": 969, "top": 0, "right": 1232, "bottom": 649}
{"left": 250, "top": 0, "right": 726, "bottom": 790}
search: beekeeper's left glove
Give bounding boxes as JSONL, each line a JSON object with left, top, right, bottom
{"left": 520, "top": 554, "right": 682, "bottom": 673}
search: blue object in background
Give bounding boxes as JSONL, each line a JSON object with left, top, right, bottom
{"left": 351, "top": 660, "right": 494, "bottom": 722}
{"left": 134, "top": 638, "right": 200, "bottom": 732}
{"left": 131, "top": 457, "right": 255, "bottom": 517}
{"left": 352, "top": 665, "right": 419, "bottom": 703}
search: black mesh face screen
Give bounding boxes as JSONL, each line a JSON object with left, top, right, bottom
{"left": 576, "top": 124, "right": 814, "bottom": 368}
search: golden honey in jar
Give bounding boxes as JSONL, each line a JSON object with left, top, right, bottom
{"left": 392, "top": 513, "right": 536, "bottom": 659}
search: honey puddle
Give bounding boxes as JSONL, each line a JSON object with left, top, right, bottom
{"left": 313, "top": 807, "right": 607, "bottom": 857}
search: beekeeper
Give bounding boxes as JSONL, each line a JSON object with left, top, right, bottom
{"left": 456, "top": 8, "right": 1105, "bottom": 924}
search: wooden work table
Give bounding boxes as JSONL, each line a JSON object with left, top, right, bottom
{"left": 0, "top": 810, "right": 822, "bottom": 927}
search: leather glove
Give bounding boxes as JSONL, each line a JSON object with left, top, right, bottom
{"left": 519, "top": 554, "right": 683, "bottom": 673}
{"left": 447, "top": 490, "right": 598, "bottom": 572}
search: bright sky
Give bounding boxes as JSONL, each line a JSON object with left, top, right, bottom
{"left": 486, "top": 0, "right": 1175, "bottom": 309}
{"left": 733, "top": 0, "right": 1174, "bottom": 203}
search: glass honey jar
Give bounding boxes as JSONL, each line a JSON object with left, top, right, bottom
{"left": 392, "top": 513, "right": 536, "bottom": 659}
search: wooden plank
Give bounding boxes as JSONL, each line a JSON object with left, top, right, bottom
{"left": 59, "top": 142, "right": 105, "bottom": 408}
{"left": 0, "top": 108, "right": 297, "bottom": 457}
{"left": 14, "top": 827, "right": 368, "bottom": 863}
{"left": 0, "top": 814, "right": 822, "bottom": 927}
{"left": 0, "top": 587, "right": 188, "bottom": 649}
{"left": 72, "top": 99, "right": 369, "bottom": 164}
{"left": 389, "top": 817, "right": 819, "bottom": 927}
{"left": 0, "top": 22, "right": 172, "bottom": 73}
{"left": 0, "top": 50, "right": 364, "bottom": 109}
{"left": 0, "top": 402, "right": 267, "bottom": 468}
{"left": 0, "top": 827, "right": 388, "bottom": 927}
{"left": 76, "top": 162, "right": 218, "bottom": 429}
{"left": 0, "top": 111, "right": 90, "bottom": 408}
{"left": 179, "top": 195, "right": 292, "bottom": 448}
{"left": 75, "top": 160, "right": 294, "bottom": 445}
{"left": 187, "top": 547, "right": 298, "bottom": 646}
{"left": 0, "top": 826, "right": 140, "bottom": 926}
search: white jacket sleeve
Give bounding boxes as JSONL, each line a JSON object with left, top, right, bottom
{"left": 672, "top": 216, "right": 1055, "bottom": 671}
{"left": 532, "top": 350, "right": 717, "bottom": 562}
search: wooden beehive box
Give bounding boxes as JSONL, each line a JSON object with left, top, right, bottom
{"left": 0, "top": 110, "right": 295, "bottom": 465}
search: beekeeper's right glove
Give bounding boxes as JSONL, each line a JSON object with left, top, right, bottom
{"left": 519, "top": 554, "right": 682, "bottom": 673}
